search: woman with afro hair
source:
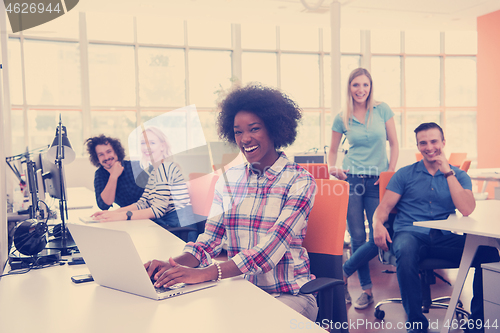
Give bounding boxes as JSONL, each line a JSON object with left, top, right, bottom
{"left": 145, "top": 84, "right": 319, "bottom": 321}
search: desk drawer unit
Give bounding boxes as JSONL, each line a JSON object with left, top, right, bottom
{"left": 482, "top": 262, "right": 500, "bottom": 331}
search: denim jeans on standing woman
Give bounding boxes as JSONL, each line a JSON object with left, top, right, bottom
{"left": 342, "top": 174, "right": 380, "bottom": 290}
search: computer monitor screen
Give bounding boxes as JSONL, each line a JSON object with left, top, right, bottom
{"left": 34, "top": 153, "right": 46, "bottom": 201}
{"left": 40, "top": 152, "right": 67, "bottom": 200}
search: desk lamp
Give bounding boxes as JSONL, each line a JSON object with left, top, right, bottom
{"left": 44, "top": 115, "right": 77, "bottom": 256}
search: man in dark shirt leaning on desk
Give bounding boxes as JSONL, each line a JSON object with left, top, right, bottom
{"left": 373, "top": 122, "right": 499, "bottom": 333}
{"left": 85, "top": 135, "right": 146, "bottom": 210}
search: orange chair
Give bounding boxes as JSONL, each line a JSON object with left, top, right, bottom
{"left": 460, "top": 160, "right": 471, "bottom": 172}
{"left": 187, "top": 173, "right": 219, "bottom": 234}
{"left": 379, "top": 171, "right": 396, "bottom": 214}
{"left": 213, "top": 153, "right": 244, "bottom": 174}
{"left": 299, "top": 163, "right": 330, "bottom": 180}
{"left": 448, "top": 153, "right": 467, "bottom": 168}
{"left": 300, "top": 179, "right": 349, "bottom": 331}
{"left": 415, "top": 152, "right": 423, "bottom": 161}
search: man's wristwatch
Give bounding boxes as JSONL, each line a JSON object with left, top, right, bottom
{"left": 444, "top": 170, "right": 456, "bottom": 178}
{"left": 126, "top": 211, "right": 133, "bottom": 220}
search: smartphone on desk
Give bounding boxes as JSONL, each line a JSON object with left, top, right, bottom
{"left": 71, "top": 274, "right": 94, "bottom": 284}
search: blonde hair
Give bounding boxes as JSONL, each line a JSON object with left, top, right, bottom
{"left": 140, "top": 126, "right": 172, "bottom": 167}
{"left": 342, "top": 68, "right": 380, "bottom": 131}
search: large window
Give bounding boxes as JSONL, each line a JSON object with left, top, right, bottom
{"left": 281, "top": 54, "right": 320, "bottom": 108}
{"left": 371, "top": 56, "right": 401, "bottom": 108}
{"left": 242, "top": 52, "right": 277, "bottom": 88}
{"left": 445, "top": 57, "right": 476, "bottom": 107}
{"left": 3, "top": 14, "right": 478, "bottom": 165}
{"left": 24, "top": 40, "right": 81, "bottom": 105}
{"left": 188, "top": 50, "right": 232, "bottom": 108}
{"left": 88, "top": 44, "right": 135, "bottom": 107}
{"left": 405, "top": 57, "right": 441, "bottom": 107}
{"left": 138, "top": 48, "right": 186, "bottom": 107}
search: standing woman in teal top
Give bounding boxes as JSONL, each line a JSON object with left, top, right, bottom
{"left": 328, "top": 68, "right": 399, "bottom": 309}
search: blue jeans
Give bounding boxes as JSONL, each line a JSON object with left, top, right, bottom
{"left": 342, "top": 175, "right": 380, "bottom": 290}
{"left": 392, "top": 230, "right": 500, "bottom": 329}
{"left": 154, "top": 206, "right": 198, "bottom": 242}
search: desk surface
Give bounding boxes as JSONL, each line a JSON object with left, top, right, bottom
{"left": 1, "top": 212, "right": 315, "bottom": 333}
{"left": 414, "top": 200, "right": 500, "bottom": 239}
{"left": 468, "top": 168, "right": 500, "bottom": 181}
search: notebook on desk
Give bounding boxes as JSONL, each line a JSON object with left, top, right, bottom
{"left": 67, "top": 223, "right": 217, "bottom": 300}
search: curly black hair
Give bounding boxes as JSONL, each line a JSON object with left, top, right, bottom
{"left": 85, "top": 135, "right": 126, "bottom": 167}
{"left": 217, "top": 84, "right": 302, "bottom": 149}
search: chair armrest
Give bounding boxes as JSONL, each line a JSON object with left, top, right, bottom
{"left": 300, "top": 277, "right": 344, "bottom": 294}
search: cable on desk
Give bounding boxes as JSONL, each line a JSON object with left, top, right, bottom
{"left": 0, "top": 257, "right": 65, "bottom": 278}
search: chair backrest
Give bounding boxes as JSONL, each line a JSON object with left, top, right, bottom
{"left": 378, "top": 171, "right": 397, "bottom": 265}
{"left": 303, "top": 179, "right": 349, "bottom": 279}
{"left": 379, "top": 171, "right": 396, "bottom": 214}
{"left": 415, "top": 152, "right": 423, "bottom": 161}
{"left": 298, "top": 163, "right": 330, "bottom": 180}
{"left": 187, "top": 173, "right": 219, "bottom": 217}
{"left": 212, "top": 153, "right": 244, "bottom": 175}
{"left": 460, "top": 160, "right": 471, "bottom": 172}
{"left": 448, "top": 152, "right": 467, "bottom": 168}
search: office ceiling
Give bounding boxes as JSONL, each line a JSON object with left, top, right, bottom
{"left": 77, "top": 0, "right": 500, "bottom": 31}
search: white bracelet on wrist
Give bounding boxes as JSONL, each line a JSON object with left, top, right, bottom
{"left": 213, "top": 261, "right": 222, "bottom": 282}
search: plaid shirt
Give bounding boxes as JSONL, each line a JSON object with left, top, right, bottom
{"left": 94, "top": 160, "right": 145, "bottom": 210}
{"left": 184, "top": 153, "right": 316, "bottom": 295}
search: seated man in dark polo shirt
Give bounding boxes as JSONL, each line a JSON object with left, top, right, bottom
{"left": 85, "top": 135, "right": 146, "bottom": 210}
{"left": 373, "top": 122, "right": 499, "bottom": 333}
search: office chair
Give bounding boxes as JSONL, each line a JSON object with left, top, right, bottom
{"left": 373, "top": 171, "right": 469, "bottom": 320}
{"left": 415, "top": 152, "right": 423, "bottom": 161}
{"left": 300, "top": 179, "right": 349, "bottom": 333}
{"left": 448, "top": 153, "right": 467, "bottom": 168}
{"left": 460, "top": 160, "right": 471, "bottom": 172}
{"left": 212, "top": 153, "right": 244, "bottom": 175}
{"left": 165, "top": 173, "right": 219, "bottom": 242}
{"left": 299, "top": 163, "right": 330, "bottom": 179}
{"left": 187, "top": 172, "right": 219, "bottom": 234}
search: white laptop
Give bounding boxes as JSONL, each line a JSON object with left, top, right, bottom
{"left": 67, "top": 223, "right": 217, "bottom": 300}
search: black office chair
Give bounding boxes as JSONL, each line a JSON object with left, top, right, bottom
{"left": 165, "top": 225, "right": 198, "bottom": 242}
{"left": 300, "top": 179, "right": 350, "bottom": 333}
{"left": 374, "top": 214, "right": 469, "bottom": 320}
{"left": 373, "top": 172, "right": 469, "bottom": 320}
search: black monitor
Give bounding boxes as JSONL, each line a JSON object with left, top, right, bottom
{"left": 39, "top": 152, "right": 67, "bottom": 200}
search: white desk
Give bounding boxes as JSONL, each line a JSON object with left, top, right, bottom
{"left": 414, "top": 200, "right": 500, "bottom": 333}
{"left": 0, "top": 215, "right": 317, "bottom": 333}
{"left": 468, "top": 168, "right": 500, "bottom": 194}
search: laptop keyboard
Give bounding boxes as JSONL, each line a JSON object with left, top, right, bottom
{"left": 155, "top": 283, "right": 186, "bottom": 294}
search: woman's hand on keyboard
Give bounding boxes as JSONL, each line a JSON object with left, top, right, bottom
{"left": 151, "top": 257, "right": 212, "bottom": 288}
